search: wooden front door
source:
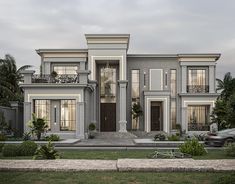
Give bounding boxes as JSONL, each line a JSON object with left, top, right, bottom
{"left": 151, "top": 102, "right": 162, "bottom": 131}
{"left": 101, "top": 103, "right": 116, "bottom": 131}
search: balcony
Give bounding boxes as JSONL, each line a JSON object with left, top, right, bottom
{"left": 188, "top": 123, "right": 210, "bottom": 131}
{"left": 32, "top": 74, "right": 79, "bottom": 83}
{"left": 187, "top": 85, "right": 209, "bottom": 93}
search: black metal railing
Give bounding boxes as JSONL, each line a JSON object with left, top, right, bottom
{"left": 187, "top": 85, "right": 209, "bottom": 93}
{"left": 32, "top": 74, "right": 79, "bottom": 83}
{"left": 188, "top": 123, "right": 210, "bottom": 131}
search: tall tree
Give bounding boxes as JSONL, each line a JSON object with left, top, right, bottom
{"left": 0, "top": 54, "right": 31, "bottom": 106}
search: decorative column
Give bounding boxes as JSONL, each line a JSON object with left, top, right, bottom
{"left": 209, "top": 65, "right": 215, "bottom": 93}
{"left": 181, "top": 66, "right": 187, "bottom": 93}
{"left": 76, "top": 102, "right": 85, "bottom": 139}
{"left": 181, "top": 106, "right": 187, "bottom": 132}
{"left": 23, "top": 102, "right": 31, "bottom": 133}
{"left": 20, "top": 70, "right": 35, "bottom": 84}
{"left": 89, "top": 80, "right": 98, "bottom": 129}
{"left": 118, "top": 80, "right": 128, "bottom": 132}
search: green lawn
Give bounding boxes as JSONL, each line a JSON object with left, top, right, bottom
{"left": 0, "top": 171, "right": 234, "bottom": 184}
{"left": 0, "top": 149, "right": 234, "bottom": 160}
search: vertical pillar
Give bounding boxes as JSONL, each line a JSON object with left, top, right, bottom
{"left": 24, "top": 102, "right": 31, "bottom": 133}
{"left": 118, "top": 80, "right": 128, "bottom": 132}
{"left": 181, "top": 106, "right": 187, "bottom": 132}
{"left": 76, "top": 102, "right": 85, "bottom": 139}
{"left": 181, "top": 66, "right": 187, "bottom": 93}
{"left": 209, "top": 65, "right": 215, "bottom": 93}
{"left": 90, "top": 81, "right": 98, "bottom": 129}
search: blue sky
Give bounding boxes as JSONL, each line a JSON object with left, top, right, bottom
{"left": 0, "top": 0, "right": 234, "bottom": 79}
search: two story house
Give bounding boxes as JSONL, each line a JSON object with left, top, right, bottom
{"left": 20, "top": 34, "right": 220, "bottom": 139}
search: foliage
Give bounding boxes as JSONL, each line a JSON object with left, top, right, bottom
{"left": 33, "top": 141, "right": 60, "bottom": 160}
{"left": 148, "top": 150, "right": 192, "bottom": 159}
{"left": 131, "top": 102, "right": 143, "bottom": 121}
{"left": 0, "top": 133, "right": 6, "bottom": 141}
{"left": 224, "top": 143, "right": 235, "bottom": 157}
{"left": 0, "top": 111, "right": 10, "bottom": 134}
{"left": 29, "top": 114, "right": 48, "bottom": 140}
{"left": 0, "top": 54, "right": 31, "bottom": 106}
{"left": 50, "top": 71, "right": 58, "bottom": 78}
{"left": 179, "top": 138, "right": 207, "bottom": 156}
{"left": 22, "top": 132, "right": 31, "bottom": 141}
{"left": 19, "top": 141, "right": 38, "bottom": 156}
{"left": 44, "top": 134, "right": 60, "bottom": 141}
{"left": 175, "top": 124, "right": 183, "bottom": 136}
{"left": 167, "top": 134, "right": 180, "bottom": 141}
{"left": 154, "top": 133, "right": 166, "bottom": 141}
{"left": 212, "top": 72, "right": 235, "bottom": 130}
{"left": 88, "top": 123, "right": 96, "bottom": 131}
{"left": 2, "top": 144, "right": 20, "bottom": 157}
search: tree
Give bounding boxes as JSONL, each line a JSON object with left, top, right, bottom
{"left": 0, "top": 54, "right": 31, "bottom": 106}
{"left": 131, "top": 102, "right": 143, "bottom": 127}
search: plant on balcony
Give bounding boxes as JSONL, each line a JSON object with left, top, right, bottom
{"left": 28, "top": 114, "right": 48, "bottom": 141}
{"left": 50, "top": 71, "right": 58, "bottom": 78}
{"left": 131, "top": 102, "right": 143, "bottom": 125}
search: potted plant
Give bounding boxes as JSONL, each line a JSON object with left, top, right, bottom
{"left": 28, "top": 114, "right": 48, "bottom": 141}
{"left": 131, "top": 102, "right": 143, "bottom": 127}
{"left": 88, "top": 123, "right": 96, "bottom": 139}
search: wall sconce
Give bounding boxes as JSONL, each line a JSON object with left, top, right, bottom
{"left": 165, "top": 71, "right": 168, "bottom": 87}
{"left": 143, "top": 71, "right": 146, "bottom": 88}
{"left": 54, "top": 105, "right": 57, "bottom": 125}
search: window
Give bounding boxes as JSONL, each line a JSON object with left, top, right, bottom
{"left": 187, "top": 105, "right": 210, "bottom": 131}
{"left": 171, "top": 100, "right": 176, "bottom": 129}
{"left": 34, "top": 100, "right": 51, "bottom": 130}
{"left": 53, "top": 66, "right": 78, "bottom": 75}
{"left": 170, "top": 70, "right": 176, "bottom": 97}
{"left": 60, "top": 100, "right": 76, "bottom": 131}
{"left": 131, "top": 70, "right": 140, "bottom": 130}
{"left": 170, "top": 70, "right": 177, "bottom": 130}
{"left": 187, "top": 69, "right": 208, "bottom": 93}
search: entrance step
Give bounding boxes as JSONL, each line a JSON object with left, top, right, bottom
{"left": 130, "top": 131, "right": 167, "bottom": 138}
{"left": 93, "top": 132, "right": 137, "bottom": 139}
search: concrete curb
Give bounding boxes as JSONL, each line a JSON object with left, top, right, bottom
{"left": 0, "top": 159, "right": 235, "bottom": 172}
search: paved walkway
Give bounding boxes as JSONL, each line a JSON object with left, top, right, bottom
{"left": 0, "top": 159, "right": 234, "bottom": 172}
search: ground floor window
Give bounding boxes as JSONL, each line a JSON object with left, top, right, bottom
{"left": 60, "top": 100, "right": 76, "bottom": 131}
{"left": 187, "top": 105, "right": 210, "bottom": 131}
{"left": 34, "top": 100, "right": 51, "bottom": 130}
{"left": 171, "top": 100, "right": 176, "bottom": 129}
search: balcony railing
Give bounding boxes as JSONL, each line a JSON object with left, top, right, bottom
{"left": 32, "top": 74, "right": 79, "bottom": 83}
{"left": 187, "top": 85, "right": 209, "bottom": 93}
{"left": 188, "top": 123, "right": 210, "bottom": 131}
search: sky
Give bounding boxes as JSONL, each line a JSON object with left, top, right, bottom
{"left": 0, "top": 0, "right": 234, "bottom": 79}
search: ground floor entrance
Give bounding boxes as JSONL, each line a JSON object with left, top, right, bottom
{"left": 150, "top": 101, "right": 163, "bottom": 131}
{"left": 100, "top": 103, "right": 116, "bottom": 131}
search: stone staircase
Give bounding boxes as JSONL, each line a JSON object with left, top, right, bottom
{"left": 93, "top": 132, "right": 137, "bottom": 139}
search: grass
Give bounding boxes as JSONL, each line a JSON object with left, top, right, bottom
{"left": 0, "top": 149, "right": 234, "bottom": 160}
{"left": 0, "top": 171, "right": 235, "bottom": 184}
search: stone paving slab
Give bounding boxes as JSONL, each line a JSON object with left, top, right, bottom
{"left": 0, "top": 160, "right": 117, "bottom": 171}
{"left": 117, "top": 159, "right": 235, "bottom": 172}
{"left": 0, "top": 159, "right": 234, "bottom": 172}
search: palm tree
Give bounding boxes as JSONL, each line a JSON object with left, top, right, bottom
{"left": 0, "top": 54, "right": 31, "bottom": 106}
{"left": 216, "top": 72, "right": 235, "bottom": 101}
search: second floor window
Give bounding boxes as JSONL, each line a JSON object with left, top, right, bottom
{"left": 187, "top": 68, "right": 208, "bottom": 93}
{"left": 53, "top": 66, "right": 78, "bottom": 75}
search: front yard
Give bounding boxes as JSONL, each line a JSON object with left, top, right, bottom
{"left": 0, "top": 171, "right": 234, "bottom": 184}
{"left": 0, "top": 149, "right": 233, "bottom": 160}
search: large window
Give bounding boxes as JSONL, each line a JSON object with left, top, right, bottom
{"left": 34, "top": 100, "right": 51, "bottom": 130}
{"left": 131, "top": 70, "right": 140, "bottom": 130}
{"left": 171, "top": 100, "right": 176, "bottom": 129}
{"left": 187, "top": 69, "right": 208, "bottom": 93}
{"left": 187, "top": 105, "right": 210, "bottom": 131}
{"left": 170, "top": 70, "right": 177, "bottom": 129}
{"left": 53, "top": 66, "right": 78, "bottom": 75}
{"left": 170, "top": 70, "right": 176, "bottom": 97}
{"left": 60, "top": 100, "right": 76, "bottom": 131}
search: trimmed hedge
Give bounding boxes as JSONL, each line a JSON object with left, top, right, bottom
{"left": 2, "top": 144, "right": 20, "bottom": 157}
{"left": 19, "top": 141, "right": 38, "bottom": 156}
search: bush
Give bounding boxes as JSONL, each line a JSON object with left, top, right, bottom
{"left": 224, "top": 143, "right": 235, "bottom": 157}
{"left": 167, "top": 134, "right": 180, "bottom": 141}
{"left": 0, "top": 133, "right": 6, "bottom": 141}
{"left": 33, "top": 141, "right": 60, "bottom": 160}
{"left": 0, "top": 144, "right": 4, "bottom": 152}
{"left": 45, "top": 134, "right": 60, "bottom": 141}
{"left": 179, "top": 138, "right": 207, "bottom": 156}
{"left": 19, "top": 141, "right": 38, "bottom": 156}
{"left": 88, "top": 123, "right": 96, "bottom": 131}
{"left": 154, "top": 133, "right": 166, "bottom": 141}
{"left": 2, "top": 144, "right": 20, "bottom": 157}
{"left": 22, "top": 132, "right": 31, "bottom": 141}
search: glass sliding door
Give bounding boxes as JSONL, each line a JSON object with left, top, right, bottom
{"left": 34, "top": 100, "right": 51, "bottom": 130}
{"left": 53, "top": 66, "right": 78, "bottom": 75}
{"left": 60, "top": 100, "right": 76, "bottom": 131}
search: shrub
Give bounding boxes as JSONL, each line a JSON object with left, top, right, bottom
{"left": 0, "top": 143, "right": 4, "bottom": 152}
{"left": 19, "top": 141, "right": 38, "bottom": 156}
{"left": 224, "top": 143, "right": 235, "bottom": 157}
{"left": 88, "top": 123, "right": 96, "bottom": 131}
{"left": 45, "top": 134, "right": 60, "bottom": 141}
{"left": 29, "top": 114, "right": 48, "bottom": 140}
{"left": 179, "top": 138, "right": 207, "bottom": 156}
{"left": 167, "top": 134, "right": 180, "bottom": 141}
{"left": 2, "top": 144, "right": 20, "bottom": 157}
{"left": 33, "top": 141, "right": 60, "bottom": 160}
{"left": 154, "top": 133, "right": 166, "bottom": 141}
{"left": 22, "top": 132, "right": 31, "bottom": 141}
{"left": 0, "top": 133, "right": 6, "bottom": 141}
